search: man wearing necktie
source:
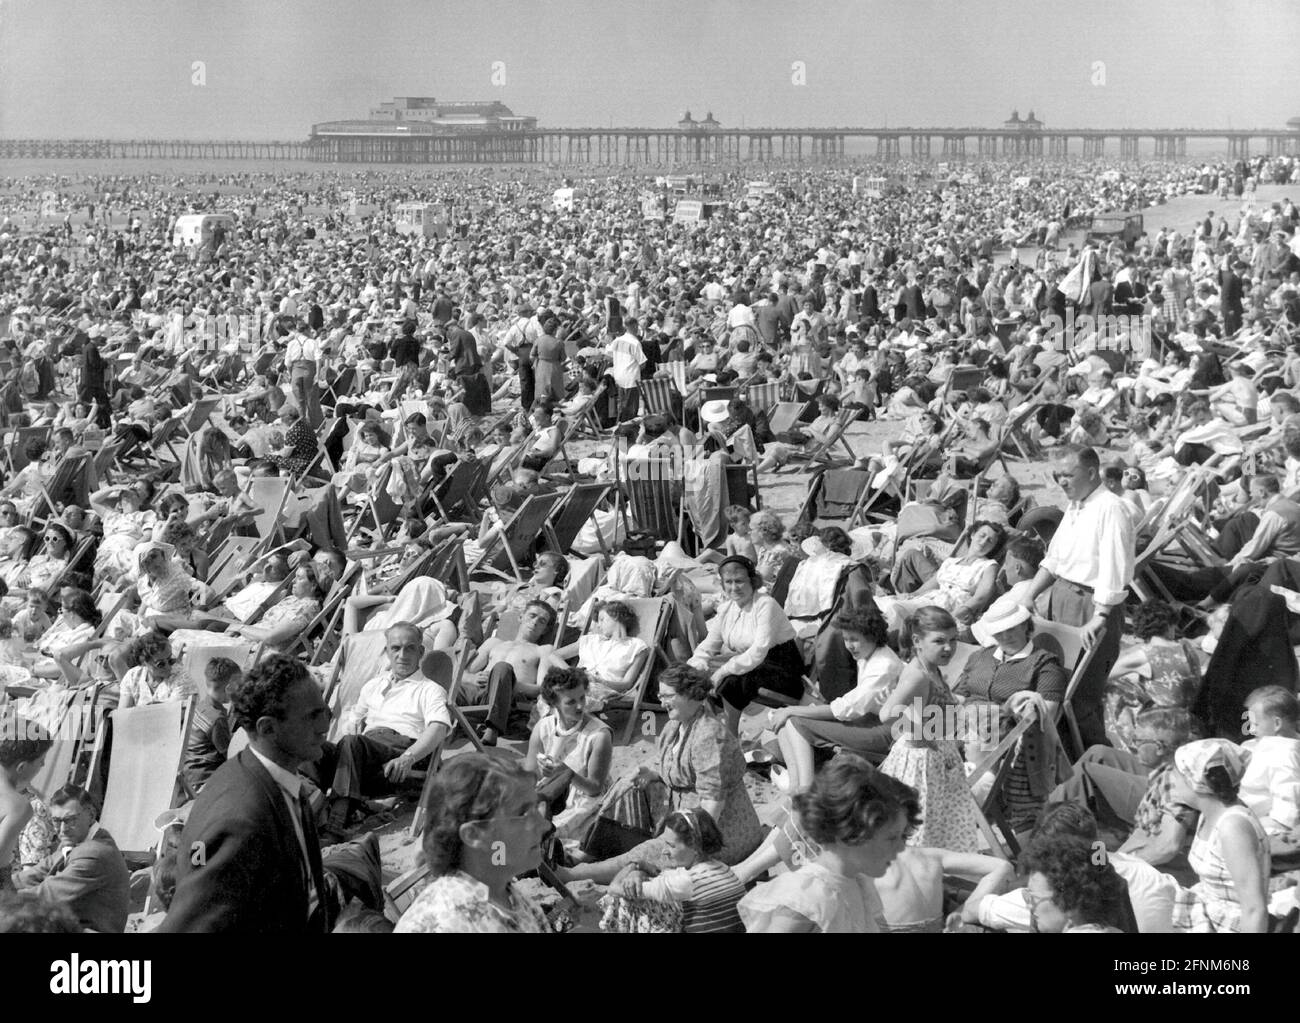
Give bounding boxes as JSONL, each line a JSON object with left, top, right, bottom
{"left": 15, "top": 784, "right": 130, "bottom": 933}
{"left": 159, "top": 655, "right": 333, "bottom": 933}
{"left": 1016, "top": 445, "right": 1135, "bottom": 749}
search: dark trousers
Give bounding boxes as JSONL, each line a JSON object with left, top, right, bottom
{"left": 458, "top": 662, "right": 517, "bottom": 735}
{"left": 1047, "top": 578, "right": 1122, "bottom": 750}
{"left": 616, "top": 384, "right": 641, "bottom": 423}
{"left": 1150, "top": 560, "right": 1267, "bottom": 604}
{"left": 1215, "top": 511, "right": 1259, "bottom": 559}
{"left": 519, "top": 362, "right": 535, "bottom": 410}
{"left": 329, "top": 728, "right": 414, "bottom": 803}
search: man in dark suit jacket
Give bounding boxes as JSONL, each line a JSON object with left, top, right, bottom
{"left": 17, "top": 784, "right": 129, "bottom": 933}
{"left": 1083, "top": 270, "right": 1114, "bottom": 318}
{"left": 1219, "top": 262, "right": 1245, "bottom": 335}
{"left": 158, "top": 655, "right": 333, "bottom": 933}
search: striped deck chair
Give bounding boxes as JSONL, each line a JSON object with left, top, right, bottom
{"left": 572, "top": 382, "right": 610, "bottom": 440}
{"left": 743, "top": 380, "right": 782, "bottom": 416}
{"left": 640, "top": 377, "right": 682, "bottom": 420}
{"left": 624, "top": 457, "right": 684, "bottom": 544}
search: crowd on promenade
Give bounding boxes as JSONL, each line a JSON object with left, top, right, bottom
{"left": 1, "top": 149, "right": 1300, "bottom": 933}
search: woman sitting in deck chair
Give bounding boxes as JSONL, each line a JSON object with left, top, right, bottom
{"left": 755, "top": 394, "right": 843, "bottom": 472}
{"left": 342, "top": 576, "right": 458, "bottom": 653}
{"left": 953, "top": 595, "right": 1071, "bottom": 842}
{"left": 540, "top": 599, "right": 649, "bottom": 712}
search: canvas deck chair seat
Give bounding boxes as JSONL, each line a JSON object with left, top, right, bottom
{"left": 782, "top": 409, "right": 859, "bottom": 468}
{"left": 428, "top": 458, "right": 489, "bottom": 522}
{"left": 544, "top": 481, "right": 612, "bottom": 555}
{"left": 641, "top": 377, "right": 683, "bottom": 421}
{"left": 96, "top": 696, "right": 197, "bottom": 857}
{"left": 470, "top": 491, "right": 566, "bottom": 583}
{"left": 766, "top": 401, "right": 810, "bottom": 438}
{"left": 797, "top": 467, "right": 872, "bottom": 525}
{"left": 325, "top": 630, "right": 391, "bottom": 744}
{"left": 743, "top": 381, "right": 782, "bottom": 417}
{"left": 29, "top": 683, "right": 106, "bottom": 798}
{"left": 4, "top": 425, "right": 52, "bottom": 474}
{"left": 31, "top": 451, "right": 92, "bottom": 524}
{"left": 594, "top": 596, "right": 673, "bottom": 744}
{"left": 183, "top": 396, "right": 222, "bottom": 436}
{"left": 624, "top": 457, "right": 684, "bottom": 544}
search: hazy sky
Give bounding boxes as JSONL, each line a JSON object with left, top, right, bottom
{"left": 2, "top": 0, "right": 1297, "bottom": 139}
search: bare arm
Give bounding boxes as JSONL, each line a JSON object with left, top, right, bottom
{"left": 1219, "top": 814, "right": 1269, "bottom": 933}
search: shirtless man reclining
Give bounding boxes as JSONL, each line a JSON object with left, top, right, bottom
{"left": 460, "top": 600, "right": 557, "bottom": 746}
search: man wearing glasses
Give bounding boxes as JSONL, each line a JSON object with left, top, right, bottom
{"left": 16, "top": 784, "right": 129, "bottom": 933}
{"left": 1047, "top": 707, "right": 1199, "bottom": 883}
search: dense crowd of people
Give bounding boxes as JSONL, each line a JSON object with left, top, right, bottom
{"left": 1, "top": 149, "right": 1300, "bottom": 934}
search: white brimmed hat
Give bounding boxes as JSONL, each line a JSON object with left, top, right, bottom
{"left": 971, "top": 594, "right": 1032, "bottom": 648}
{"left": 700, "top": 399, "right": 730, "bottom": 425}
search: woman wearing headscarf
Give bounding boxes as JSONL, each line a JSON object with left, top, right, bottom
{"left": 342, "top": 576, "right": 458, "bottom": 652}
{"left": 1169, "top": 739, "right": 1270, "bottom": 933}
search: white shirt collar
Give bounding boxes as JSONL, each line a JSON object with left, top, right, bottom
{"left": 993, "top": 641, "right": 1034, "bottom": 663}
{"left": 249, "top": 745, "right": 303, "bottom": 800}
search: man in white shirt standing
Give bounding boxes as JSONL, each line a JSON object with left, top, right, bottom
{"left": 322, "top": 623, "right": 451, "bottom": 837}
{"left": 1016, "top": 445, "right": 1135, "bottom": 748}
{"left": 609, "top": 317, "right": 647, "bottom": 423}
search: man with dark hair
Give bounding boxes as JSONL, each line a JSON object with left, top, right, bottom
{"left": 158, "top": 654, "right": 333, "bottom": 932}
{"left": 1016, "top": 445, "right": 1134, "bottom": 747}
{"left": 16, "top": 784, "right": 129, "bottom": 933}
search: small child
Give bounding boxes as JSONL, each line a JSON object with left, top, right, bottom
{"left": 844, "top": 368, "right": 877, "bottom": 420}
{"left": 182, "top": 656, "right": 238, "bottom": 794}
{"left": 13, "top": 588, "right": 52, "bottom": 644}
{"left": 604, "top": 808, "right": 746, "bottom": 934}
{"left": 699, "top": 504, "right": 757, "bottom": 565}
{"left": 1239, "top": 685, "right": 1300, "bottom": 837}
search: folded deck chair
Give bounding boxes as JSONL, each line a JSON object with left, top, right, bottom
{"left": 97, "top": 697, "right": 197, "bottom": 857}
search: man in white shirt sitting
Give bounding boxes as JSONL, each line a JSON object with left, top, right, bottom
{"left": 322, "top": 623, "right": 451, "bottom": 837}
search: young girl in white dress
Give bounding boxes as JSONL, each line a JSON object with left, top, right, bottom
{"left": 543, "top": 600, "right": 649, "bottom": 711}
{"left": 879, "top": 606, "right": 984, "bottom": 854}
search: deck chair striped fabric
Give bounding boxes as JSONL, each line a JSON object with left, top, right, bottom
{"left": 743, "top": 381, "right": 782, "bottom": 416}
{"left": 641, "top": 377, "right": 681, "bottom": 419}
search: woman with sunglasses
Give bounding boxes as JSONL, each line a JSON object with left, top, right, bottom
{"left": 118, "top": 631, "right": 191, "bottom": 710}
{"left": 22, "top": 524, "right": 75, "bottom": 597}
{"left": 394, "top": 754, "right": 550, "bottom": 933}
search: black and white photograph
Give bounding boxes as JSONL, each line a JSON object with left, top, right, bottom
{"left": 0, "top": 0, "right": 1295, "bottom": 987}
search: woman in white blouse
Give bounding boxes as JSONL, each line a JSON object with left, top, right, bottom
{"left": 688, "top": 556, "right": 804, "bottom": 735}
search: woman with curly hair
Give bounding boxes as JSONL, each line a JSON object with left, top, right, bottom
{"left": 393, "top": 754, "right": 550, "bottom": 933}
{"left": 739, "top": 754, "right": 917, "bottom": 933}
{"left": 1021, "top": 833, "right": 1131, "bottom": 933}
{"left": 1103, "top": 600, "right": 1204, "bottom": 754}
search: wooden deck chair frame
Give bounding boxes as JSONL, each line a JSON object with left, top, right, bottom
{"left": 29, "top": 451, "right": 92, "bottom": 527}
{"left": 205, "top": 534, "right": 264, "bottom": 594}
{"left": 183, "top": 396, "right": 222, "bottom": 436}
{"left": 323, "top": 630, "right": 391, "bottom": 743}
{"left": 428, "top": 458, "right": 488, "bottom": 523}
{"left": 279, "top": 561, "right": 361, "bottom": 663}
{"left": 1029, "top": 615, "right": 1099, "bottom": 761}
{"left": 572, "top": 382, "right": 611, "bottom": 440}
{"left": 245, "top": 475, "right": 293, "bottom": 545}
{"left": 783, "top": 408, "right": 859, "bottom": 468}
{"left": 544, "top": 481, "right": 612, "bottom": 555}
{"left": 30, "top": 683, "right": 105, "bottom": 798}
{"left": 796, "top": 467, "right": 872, "bottom": 525}
{"left": 597, "top": 596, "right": 673, "bottom": 745}
{"left": 94, "top": 696, "right": 197, "bottom": 857}
{"left": 142, "top": 416, "right": 186, "bottom": 467}
{"left": 4, "top": 425, "right": 53, "bottom": 475}
{"left": 742, "top": 380, "right": 783, "bottom": 417}
{"left": 640, "top": 377, "right": 682, "bottom": 418}
{"left": 623, "top": 459, "right": 684, "bottom": 545}
{"left": 408, "top": 643, "right": 476, "bottom": 838}
{"left": 470, "top": 491, "right": 566, "bottom": 583}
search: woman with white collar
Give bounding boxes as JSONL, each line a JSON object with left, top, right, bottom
{"left": 952, "top": 595, "right": 1070, "bottom": 840}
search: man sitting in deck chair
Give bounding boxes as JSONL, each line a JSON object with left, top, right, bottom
{"left": 520, "top": 401, "right": 563, "bottom": 473}
{"left": 459, "top": 600, "right": 558, "bottom": 746}
{"left": 321, "top": 622, "right": 451, "bottom": 841}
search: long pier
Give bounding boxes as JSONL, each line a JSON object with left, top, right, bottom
{"left": 1, "top": 128, "right": 1297, "bottom": 164}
